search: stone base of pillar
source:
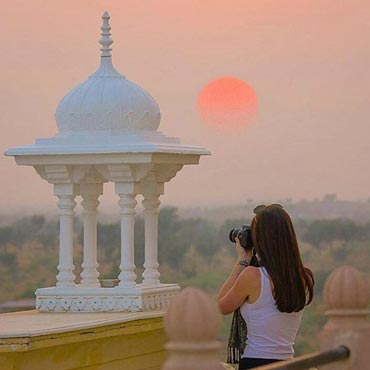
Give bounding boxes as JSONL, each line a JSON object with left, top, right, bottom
{"left": 35, "top": 284, "right": 180, "bottom": 312}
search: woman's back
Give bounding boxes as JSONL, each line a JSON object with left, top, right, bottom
{"left": 240, "top": 267, "right": 303, "bottom": 360}
{"left": 218, "top": 205, "right": 314, "bottom": 369}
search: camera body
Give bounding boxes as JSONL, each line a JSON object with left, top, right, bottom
{"left": 229, "top": 224, "right": 253, "bottom": 250}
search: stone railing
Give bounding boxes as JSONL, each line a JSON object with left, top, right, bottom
{"left": 162, "top": 265, "right": 370, "bottom": 370}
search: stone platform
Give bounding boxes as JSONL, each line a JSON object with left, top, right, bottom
{"left": 36, "top": 283, "right": 180, "bottom": 312}
{"left": 0, "top": 310, "right": 167, "bottom": 370}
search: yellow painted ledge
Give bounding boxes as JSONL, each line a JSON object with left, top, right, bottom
{"left": 0, "top": 310, "right": 168, "bottom": 370}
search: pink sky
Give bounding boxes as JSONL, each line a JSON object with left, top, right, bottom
{"left": 1, "top": 1, "right": 369, "bottom": 211}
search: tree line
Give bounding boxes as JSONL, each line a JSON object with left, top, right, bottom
{"left": 0, "top": 207, "right": 368, "bottom": 298}
{"left": 0, "top": 207, "right": 369, "bottom": 354}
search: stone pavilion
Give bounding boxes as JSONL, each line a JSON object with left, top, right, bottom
{"left": 5, "top": 11, "right": 210, "bottom": 312}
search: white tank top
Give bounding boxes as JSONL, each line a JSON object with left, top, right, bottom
{"left": 240, "top": 267, "right": 303, "bottom": 360}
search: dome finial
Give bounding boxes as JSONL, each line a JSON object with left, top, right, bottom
{"left": 55, "top": 11, "right": 161, "bottom": 133}
{"left": 100, "top": 11, "right": 113, "bottom": 57}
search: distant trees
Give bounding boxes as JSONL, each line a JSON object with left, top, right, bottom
{"left": 0, "top": 227, "right": 12, "bottom": 245}
{"left": 0, "top": 208, "right": 369, "bottom": 355}
{"left": 0, "top": 215, "right": 59, "bottom": 301}
{"left": 0, "top": 211, "right": 370, "bottom": 292}
{"left": 139, "top": 207, "right": 224, "bottom": 268}
{"left": 97, "top": 223, "right": 120, "bottom": 263}
{"left": 323, "top": 193, "right": 337, "bottom": 202}
{"left": 2, "top": 211, "right": 369, "bottom": 287}
{"left": 0, "top": 215, "right": 58, "bottom": 248}
{"left": 300, "top": 218, "right": 369, "bottom": 246}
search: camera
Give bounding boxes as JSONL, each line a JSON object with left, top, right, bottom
{"left": 229, "top": 224, "right": 253, "bottom": 250}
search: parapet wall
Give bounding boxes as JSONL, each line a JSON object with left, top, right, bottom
{"left": 0, "top": 310, "right": 167, "bottom": 370}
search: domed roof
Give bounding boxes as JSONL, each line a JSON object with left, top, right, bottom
{"left": 55, "top": 12, "right": 161, "bottom": 133}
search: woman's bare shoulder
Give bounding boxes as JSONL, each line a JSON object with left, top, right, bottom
{"left": 239, "top": 265, "right": 260, "bottom": 281}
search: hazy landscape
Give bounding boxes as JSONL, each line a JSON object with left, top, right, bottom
{"left": 0, "top": 197, "right": 369, "bottom": 356}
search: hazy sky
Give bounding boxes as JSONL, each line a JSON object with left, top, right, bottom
{"left": 1, "top": 0, "right": 369, "bottom": 212}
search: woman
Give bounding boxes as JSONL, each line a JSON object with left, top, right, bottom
{"left": 218, "top": 205, "right": 314, "bottom": 370}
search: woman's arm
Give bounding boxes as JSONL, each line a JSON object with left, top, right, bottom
{"left": 218, "top": 266, "right": 259, "bottom": 315}
{"left": 218, "top": 260, "right": 248, "bottom": 300}
{"left": 217, "top": 238, "right": 255, "bottom": 315}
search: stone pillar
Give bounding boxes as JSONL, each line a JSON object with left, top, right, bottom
{"left": 142, "top": 193, "right": 161, "bottom": 285}
{"left": 319, "top": 265, "right": 370, "bottom": 370}
{"left": 80, "top": 183, "right": 103, "bottom": 287}
{"left": 54, "top": 183, "right": 78, "bottom": 288}
{"left": 163, "top": 287, "right": 224, "bottom": 370}
{"left": 115, "top": 183, "right": 137, "bottom": 287}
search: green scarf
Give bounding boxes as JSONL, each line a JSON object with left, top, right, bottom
{"left": 227, "top": 307, "right": 247, "bottom": 364}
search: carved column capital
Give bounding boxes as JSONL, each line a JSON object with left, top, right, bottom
{"left": 99, "top": 163, "right": 152, "bottom": 184}
{"left": 35, "top": 164, "right": 72, "bottom": 184}
{"left": 118, "top": 194, "right": 138, "bottom": 215}
{"left": 81, "top": 195, "right": 99, "bottom": 214}
{"left": 80, "top": 183, "right": 103, "bottom": 216}
{"left": 57, "top": 195, "right": 77, "bottom": 217}
{"left": 35, "top": 165, "right": 102, "bottom": 191}
{"left": 142, "top": 194, "right": 161, "bottom": 214}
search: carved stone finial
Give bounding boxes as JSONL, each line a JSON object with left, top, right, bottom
{"left": 323, "top": 265, "right": 370, "bottom": 313}
{"left": 164, "top": 287, "right": 220, "bottom": 341}
{"left": 163, "top": 287, "right": 223, "bottom": 370}
{"left": 100, "top": 11, "right": 113, "bottom": 57}
{"left": 320, "top": 266, "right": 370, "bottom": 370}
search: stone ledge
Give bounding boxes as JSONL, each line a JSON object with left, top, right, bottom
{"left": 0, "top": 309, "right": 165, "bottom": 352}
{"left": 0, "top": 311, "right": 167, "bottom": 370}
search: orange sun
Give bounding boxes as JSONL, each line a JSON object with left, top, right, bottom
{"left": 197, "top": 77, "right": 258, "bottom": 130}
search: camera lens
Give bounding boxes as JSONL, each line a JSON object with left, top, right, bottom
{"left": 229, "top": 228, "right": 240, "bottom": 243}
{"left": 229, "top": 225, "right": 253, "bottom": 250}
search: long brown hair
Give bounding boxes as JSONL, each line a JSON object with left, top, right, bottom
{"left": 252, "top": 206, "right": 314, "bottom": 313}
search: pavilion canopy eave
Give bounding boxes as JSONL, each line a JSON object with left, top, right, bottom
{"left": 5, "top": 130, "right": 210, "bottom": 161}
{"left": 6, "top": 152, "right": 206, "bottom": 166}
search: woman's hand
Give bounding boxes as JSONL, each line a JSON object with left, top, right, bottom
{"left": 235, "top": 237, "right": 253, "bottom": 263}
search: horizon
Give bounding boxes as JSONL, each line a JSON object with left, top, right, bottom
{"left": 1, "top": 195, "right": 369, "bottom": 217}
